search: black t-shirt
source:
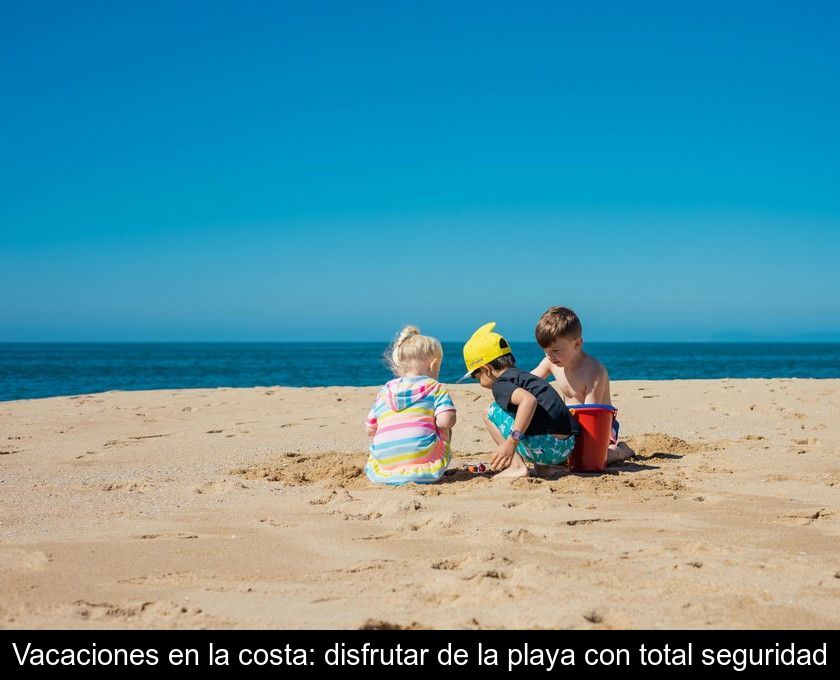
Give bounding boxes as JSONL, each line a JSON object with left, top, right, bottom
{"left": 491, "top": 367, "right": 579, "bottom": 437}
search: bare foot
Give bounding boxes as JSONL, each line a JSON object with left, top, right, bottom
{"left": 494, "top": 453, "right": 529, "bottom": 479}
{"left": 533, "top": 463, "right": 552, "bottom": 477}
{"left": 607, "top": 441, "right": 635, "bottom": 465}
{"left": 533, "top": 463, "right": 564, "bottom": 478}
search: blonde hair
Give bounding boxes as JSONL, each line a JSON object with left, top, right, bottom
{"left": 386, "top": 325, "right": 443, "bottom": 376}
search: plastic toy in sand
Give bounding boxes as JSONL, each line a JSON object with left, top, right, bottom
{"left": 443, "top": 462, "right": 490, "bottom": 476}
{"left": 567, "top": 403, "right": 617, "bottom": 472}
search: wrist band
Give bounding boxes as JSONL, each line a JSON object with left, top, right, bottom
{"left": 510, "top": 429, "right": 523, "bottom": 442}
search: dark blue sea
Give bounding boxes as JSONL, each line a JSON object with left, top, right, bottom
{"left": 1, "top": 342, "right": 839, "bottom": 402}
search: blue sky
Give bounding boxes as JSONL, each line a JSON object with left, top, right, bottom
{"left": 2, "top": 1, "right": 838, "bottom": 341}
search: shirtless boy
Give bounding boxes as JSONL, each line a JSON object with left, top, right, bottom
{"left": 531, "top": 306, "right": 635, "bottom": 464}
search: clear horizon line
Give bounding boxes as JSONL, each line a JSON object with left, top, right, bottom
{"left": 2, "top": 339, "right": 840, "bottom": 345}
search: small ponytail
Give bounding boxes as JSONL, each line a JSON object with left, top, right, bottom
{"left": 396, "top": 326, "right": 420, "bottom": 345}
{"left": 386, "top": 325, "right": 443, "bottom": 376}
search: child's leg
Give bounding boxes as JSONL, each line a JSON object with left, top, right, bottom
{"left": 494, "top": 452, "right": 528, "bottom": 478}
{"left": 532, "top": 462, "right": 556, "bottom": 477}
{"left": 606, "top": 417, "right": 635, "bottom": 464}
{"left": 607, "top": 442, "right": 635, "bottom": 464}
{"left": 483, "top": 411, "right": 506, "bottom": 446}
{"left": 484, "top": 404, "right": 529, "bottom": 478}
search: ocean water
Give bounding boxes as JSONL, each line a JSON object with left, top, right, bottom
{"left": 1, "top": 342, "right": 839, "bottom": 402}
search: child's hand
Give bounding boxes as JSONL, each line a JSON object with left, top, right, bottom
{"left": 491, "top": 438, "right": 518, "bottom": 471}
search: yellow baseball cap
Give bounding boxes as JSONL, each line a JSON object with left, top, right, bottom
{"left": 457, "top": 322, "right": 512, "bottom": 382}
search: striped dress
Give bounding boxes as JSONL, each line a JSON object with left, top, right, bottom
{"left": 365, "top": 376, "right": 456, "bottom": 485}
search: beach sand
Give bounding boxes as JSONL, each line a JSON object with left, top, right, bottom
{"left": 1, "top": 379, "right": 838, "bottom": 629}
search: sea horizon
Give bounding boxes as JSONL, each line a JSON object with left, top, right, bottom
{"left": 2, "top": 341, "right": 839, "bottom": 402}
{"left": 3, "top": 339, "right": 840, "bottom": 344}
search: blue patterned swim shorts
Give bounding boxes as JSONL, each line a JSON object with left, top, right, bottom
{"left": 487, "top": 402, "right": 576, "bottom": 465}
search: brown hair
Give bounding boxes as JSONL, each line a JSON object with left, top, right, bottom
{"left": 535, "top": 306, "right": 582, "bottom": 347}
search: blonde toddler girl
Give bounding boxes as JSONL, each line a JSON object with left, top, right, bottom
{"left": 365, "top": 326, "right": 457, "bottom": 484}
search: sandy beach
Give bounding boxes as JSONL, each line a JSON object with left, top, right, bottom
{"left": 1, "top": 379, "right": 838, "bottom": 629}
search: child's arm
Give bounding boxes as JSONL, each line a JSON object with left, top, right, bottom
{"left": 365, "top": 404, "right": 378, "bottom": 438}
{"left": 436, "top": 411, "right": 456, "bottom": 431}
{"left": 531, "top": 357, "right": 553, "bottom": 379}
{"left": 436, "top": 411, "right": 456, "bottom": 443}
{"left": 433, "top": 384, "right": 457, "bottom": 441}
{"left": 584, "top": 366, "right": 612, "bottom": 405}
{"left": 491, "top": 388, "right": 536, "bottom": 471}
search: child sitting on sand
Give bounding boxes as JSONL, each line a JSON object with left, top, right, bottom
{"left": 365, "top": 326, "right": 457, "bottom": 485}
{"left": 531, "top": 306, "right": 635, "bottom": 464}
{"left": 459, "top": 322, "right": 578, "bottom": 478}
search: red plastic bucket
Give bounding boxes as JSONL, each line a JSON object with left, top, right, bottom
{"left": 567, "top": 404, "right": 616, "bottom": 472}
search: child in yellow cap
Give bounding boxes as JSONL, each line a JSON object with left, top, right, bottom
{"left": 459, "top": 323, "right": 578, "bottom": 478}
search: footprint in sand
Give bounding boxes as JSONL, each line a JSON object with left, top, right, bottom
{"left": 402, "top": 512, "right": 459, "bottom": 533}
{"left": 309, "top": 488, "right": 355, "bottom": 506}
{"left": 431, "top": 552, "right": 513, "bottom": 582}
{"left": 135, "top": 532, "right": 199, "bottom": 540}
{"left": 379, "top": 499, "right": 425, "bottom": 516}
{"left": 194, "top": 479, "right": 249, "bottom": 494}
{"left": 502, "top": 527, "right": 545, "bottom": 544}
{"left": 69, "top": 600, "right": 216, "bottom": 626}
{"left": 328, "top": 559, "right": 396, "bottom": 575}
{"left": 355, "top": 532, "right": 402, "bottom": 541}
{"left": 350, "top": 506, "right": 455, "bottom": 536}
{"left": 358, "top": 619, "right": 424, "bottom": 630}
{"left": 75, "top": 450, "right": 99, "bottom": 460}
{"left": 100, "top": 481, "right": 151, "bottom": 492}
{"left": 762, "top": 474, "right": 790, "bottom": 483}
{"left": 565, "top": 518, "right": 620, "bottom": 526}
{"left": 778, "top": 509, "right": 833, "bottom": 526}
{"left": 335, "top": 510, "right": 383, "bottom": 521}
{"left": 461, "top": 569, "right": 508, "bottom": 581}
{"left": 103, "top": 440, "right": 134, "bottom": 449}
{"left": 258, "top": 518, "right": 298, "bottom": 528}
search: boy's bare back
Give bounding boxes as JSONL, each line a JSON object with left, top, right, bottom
{"left": 533, "top": 353, "right": 611, "bottom": 405}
